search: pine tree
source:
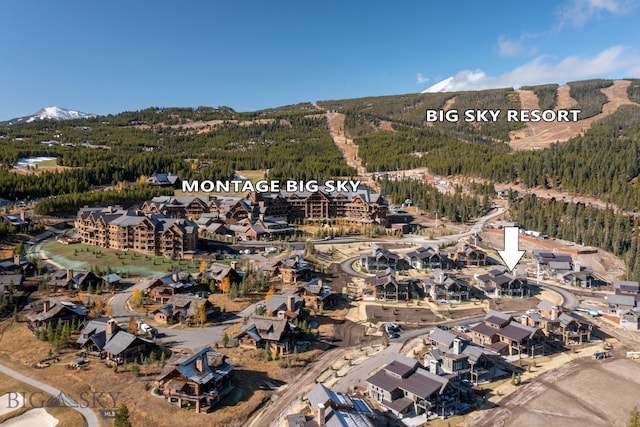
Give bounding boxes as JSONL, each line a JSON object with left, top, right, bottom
{"left": 629, "top": 406, "right": 640, "bottom": 427}
{"left": 114, "top": 404, "right": 132, "bottom": 427}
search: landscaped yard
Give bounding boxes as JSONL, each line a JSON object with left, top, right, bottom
{"left": 42, "top": 241, "right": 204, "bottom": 277}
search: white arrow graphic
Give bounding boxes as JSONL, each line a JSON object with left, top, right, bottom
{"left": 497, "top": 226, "right": 525, "bottom": 271}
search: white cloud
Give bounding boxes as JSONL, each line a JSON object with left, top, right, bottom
{"left": 497, "top": 35, "right": 538, "bottom": 58}
{"left": 423, "top": 45, "right": 640, "bottom": 93}
{"left": 416, "top": 73, "right": 429, "bottom": 85}
{"left": 556, "top": 0, "right": 635, "bottom": 27}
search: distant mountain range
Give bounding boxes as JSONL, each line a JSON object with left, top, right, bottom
{"left": 1, "top": 106, "right": 95, "bottom": 125}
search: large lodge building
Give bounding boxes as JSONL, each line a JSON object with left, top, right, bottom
{"left": 76, "top": 185, "right": 387, "bottom": 252}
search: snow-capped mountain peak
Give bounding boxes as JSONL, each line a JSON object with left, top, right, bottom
{"left": 28, "top": 106, "right": 95, "bottom": 122}
{"left": 2, "top": 106, "right": 96, "bottom": 125}
{"left": 421, "top": 77, "right": 455, "bottom": 93}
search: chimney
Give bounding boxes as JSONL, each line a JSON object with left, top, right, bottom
{"left": 196, "top": 356, "right": 204, "bottom": 373}
{"left": 13, "top": 254, "right": 20, "bottom": 265}
{"left": 172, "top": 273, "right": 179, "bottom": 283}
{"left": 574, "top": 262, "right": 581, "bottom": 272}
{"left": 107, "top": 206, "right": 113, "bottom": 213}
{"left": 439, "top": 270, "right": 445, "bottom": 284}
{"left": 106, "top": 319, "right": 120, "bottom": 336}
{"left": 453, "top": 338, "right": 463, "bottom": 355}
{"left": 295, "top": 255, "right": 300, "bottom": 264}
{"left": 230, "top": 261, "right": 237, "bottom": 271}
{"left": 287, "top": 295, "right": 296, "bottom": 312}
{"left": 42, "top": 300, "right": 51, "bottom": 313}
{"left": 317, "top": 403, "right": 326, "bottom": 426}
{"left": 66, "top": 269, "right": 74, "bottom": 282}
{"left": 429, "top": 359, "right": 440, "bottom": 375}
{"left": 19, "top": 211, "right": 25, "bottom": 221}
{"left": 551, "top": 306, "right": 559, "bottom": 320}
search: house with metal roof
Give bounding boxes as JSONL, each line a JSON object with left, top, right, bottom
{"left": 153, "top": 294, "right": 218, "bottom": 324}
{"left": 26, "top": 300, "right": 86, "bottom": 333}
{"left": 404, "top": 246, "right": 450, "bottom": 270}
{"left": 475, "top": 267, "right": 529, "bottom": 298}
{"left": 295, "top": 278, "right": 336, "bottom": 310}
{"left": 77, "top": 319, "right": 153, "bottom": 364}
{"left": 470, "top": 311, "right": 545, "bottom": 356}
{"left": 146, "top": 271, "right": 199, "bottom": 303}
{"left": 157, "top": 346, "right": 234, "bottom": 413}
{"left": 362, "top": 269, "right": 421, "bottom": 302}
{"left": 237, "top": 315, "right": 294, "bottom": 357}
{"left": 366, "top": 359, "right": 460, "bottom": 419}
{"left": 424, "top": 269, "right": 471, "bottom": 303}
{"left": 360, "top": 246, "right": 401, "bottom": 273}
{"left": 291, "top": 383, "right": 375, "bottom": 427}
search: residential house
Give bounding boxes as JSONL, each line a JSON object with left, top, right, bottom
{"left": 295, "top": 383, "right": 375, "bottom": 427}
{"left": 366, "top": 355, "right": 460, "bottom": 419}
{"left": 360, "top": 246, "right": 400, "bottom": 273}
{"left": 620, "top": 310, "right": 640, "bottom": 330}
{"left": 153, "top": 295, "right": 217, "bottom": 324}
{"left": 0, "top": 255, "right": 30, "bottom": 274}
{"left": 295, "top": 278, "right": 336, "bottom": 310}
{"left": 145, "top": 173, "right": 182, "bottom": 189}
{"left": 523, "top": 300, "right": 592, "bottom": 346}
{"left": 26, "top": 300, "right": 85, "bottom": 333}
{"left": 264, "top": 292, "right": 303, "bottom": 320}
{"left": 425, "top": 328, "right": 501, "bottom": 385}
{"left": 1, "top": 212, "right": 31, "bottom": 231}
{"left": 146, "top": 271, "right": 199, "bottom": 303}
{"left": 470, "top": 311, "right": 545, "bottom": 356}
{"left": 532, "top": 251, "right": 574, "bottom": 278}
{"left": 77, "top": 319, "right": 153, "bottom": 364}
{"left": 0, "top": 274, "right": 23, "bottom": 296}
{"left": 362, "top": 269, "right": 421, "bottom": 302}
{"left": 605, "top": 293, "right": 637, "bottom": 315}
{"left": 404, "top": 246, "right": 450, "bottom": 270}
{"left": 237, "top": 315, "right": 294, "bottom": 357}
{"left": 264, "top": 256, "right": 310, "bottom": 284}
{"left": 48, "top": 269, "right": 100, "bottom": 292}
{"left": 205, "top": 262, "right": 242, "bottom": 289}
{"left": 424, "top": 269, "right": 471, "bottom": 303}
{"left": 449, "top": 243, "right": 486, "bottom": 267}
{"left": 157, "top": 346, "right": 234, "bottom": 413}
{"left": 475, "top": 268, "right": 529, "bottom": 298}
{"left": 561, "top": 268, "right": 594, "bottom": 288}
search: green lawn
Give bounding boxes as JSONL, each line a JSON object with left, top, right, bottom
{"left": 42, "top": 241, "right": 204, "bottom": 278}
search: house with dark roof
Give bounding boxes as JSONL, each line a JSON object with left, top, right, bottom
{"left": 157, "top": 346, "right": 234, "bottom": 413}
{"left": 425, "top": 329, "right": 501, "bottom": 385}
{"left": 264, "top": 256, "right": 310, "bottom": 284}
{"left": 475, "top": 267, "right": 528, "bottom": 298}
{"left": 26, "top": 300, "right": 85, "bottom": 333}
{"left": 366, "top": 357, "right": 460, "bottom": 419}
{"left": 295, "top": 278, "right": 336, "bottom": 310}
{"left": 264, "top": 292, "right": 303, "bottom": 320}
{"left": 205, "top": 262, "right": 242, "bottom": 289}
{"left": 146, "top": 271, "right": 199, "bottom": 303}
{"left": 424, "top": 269, "right": 471, "bottom": 303}
{"left": 145, "top": 172, "right": 182, "bottom": 189}
{"left": 0, "top": 274, "right": 23, "bottom": 296}
{"left": 0, "top": 255, "right": 30, "bottom": 274}
{"left": 360, "top": 246, "right": 400, "bottom": 273}
{"left": 621, "top": 310, "right": 640, "bottom": 330}
{"left": 470, "top": 311, "right": 545, "bottom": 356}
{"left": 523, "top": 300, "right": 593, "bottom": 346}
{"left": 362, "top": 269, "right": 422, "bottom": 302}
{"left": 404, "top": 246, "right": 450, "bottom": 270}
{"left": 449, "top": 243, "right": 486, "bottom": 267}
{"left": 292, "top": 383, "right": 375, "bottom": 427}
{"left": 153, "top": 294, "right": 218, "bottom": 324}
{"left": 77, "top": 319, "right": 153, "bottom": 364}
{"left": 1, "top": 212, "right": 31, "bottom": 231}
{"left": 48, "top": 269, "right": 100, "bottom": 291}
{"left": 237, "top": 315, "right": 294, "bottom": 357}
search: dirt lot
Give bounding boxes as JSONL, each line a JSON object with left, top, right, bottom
{"left": 469, "top": 348, "right": 640, "bottom": 427}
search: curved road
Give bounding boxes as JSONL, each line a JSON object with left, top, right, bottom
{"left": 0, "top": 363, "right": 100, "bottom": 427}
{"left": 108, "top": 282, "right": 257, "bottom": 350}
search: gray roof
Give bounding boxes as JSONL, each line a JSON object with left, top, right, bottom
{"left": 613, "top": 280, "right": 640, "bottom": 293}
{"left": 497, "top": 321, "right": 539, "bottom": 341}
{"left": 103, "top": 331, "right": 151, "bottom": 356}
{"left": 239, "top": 315, "right": 290, "bottom": 342}
{"left": 159, "top": 346, "right": 233, "bottom": 385}
{"left": 606, "top": 293, "right": 636, "bottom": 307}
{"left": 536, "top": 299, "right": 557, "bottom": 314}
{"left": 265, "top": 293, "right": 303, "bottom": 314}
{"left": 429, "top": 328, "right": 457, "bottom": 349}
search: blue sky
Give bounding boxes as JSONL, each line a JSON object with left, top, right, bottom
{"left": 2, "top": 0, "right": 640, "bottom": 120}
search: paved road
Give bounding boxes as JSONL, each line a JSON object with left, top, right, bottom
{"left": 108, "top": 281, "right": 257, "bottom": 351}
{"left": 0, "top": 363, "right": 100, "bottom": 427}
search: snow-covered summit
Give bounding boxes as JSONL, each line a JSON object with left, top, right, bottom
{"left": 2, "top": 106, "right": 96, "bottom": 125}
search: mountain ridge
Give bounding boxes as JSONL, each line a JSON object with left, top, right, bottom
{"left": 1, "top": 106, "right": 95, "bottom": 125}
